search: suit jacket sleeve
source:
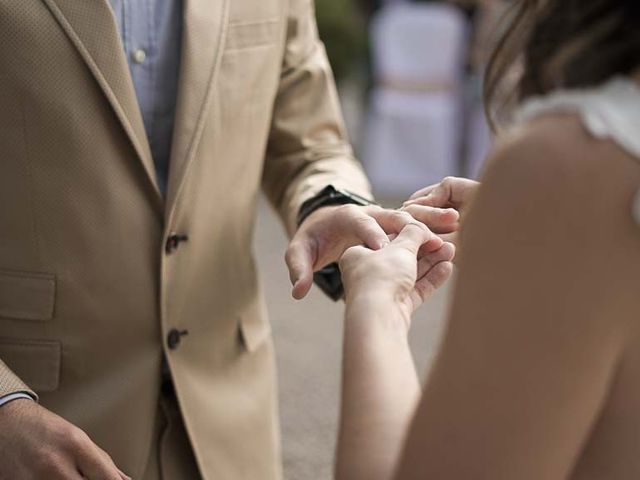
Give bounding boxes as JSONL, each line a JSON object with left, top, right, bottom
{"left": 261, "top": 0, "right": 373, "bottom": 236}
{"left": 0, "top": 359, "right": 37, "bottom": 401}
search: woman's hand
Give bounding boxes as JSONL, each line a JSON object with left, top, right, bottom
{"left": 404, "top": 176, "right": 480, "bottom": 211}
{"left": 339, "top": 223, "right": 455, "bottom": 326}
{"left": 401, "top": 177, "right": 480, "bottom": 246}
{"left": 336, "top": 225, "right": 455, "bottom": 480}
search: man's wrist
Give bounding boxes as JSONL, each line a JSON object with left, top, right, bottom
{"left": 299, "top": 204, "right": 340, "bottom": 224}
{"left": 297, "top": 185, "right": 376, "bottom": 301}
{"left": 297, "top": 185, "right": 375, "bottom": 228}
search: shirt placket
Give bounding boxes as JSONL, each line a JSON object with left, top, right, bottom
{"left": 125, "top": 0, "right": 156, "bottom": 148}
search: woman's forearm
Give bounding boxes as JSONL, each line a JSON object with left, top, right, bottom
{"left": 336, "top": 294, "right": 421, "bottom": 480}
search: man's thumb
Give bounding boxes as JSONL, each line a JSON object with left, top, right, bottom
{"left": 285, "top": 239, "right": 316, "bottom": 300}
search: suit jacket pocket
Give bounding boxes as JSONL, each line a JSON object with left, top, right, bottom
{"left": 0, "top": 339, "right": 61, "bottom": 392}
{"left": 225, "top": 19, "right": 281, "bottom": 51}
{"left": 0, "top": 269, "right": 55, "bottom": 321}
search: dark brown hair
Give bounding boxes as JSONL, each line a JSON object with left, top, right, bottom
{"left": 484, "top": 0, "right": 640, "bottom": 129}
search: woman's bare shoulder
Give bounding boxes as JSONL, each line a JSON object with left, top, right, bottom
{"left": 475, "top": 113, "right": 640, "bottom": 229}
{"left": 466, "top": 111, "right": 640, "bottom": 327}
{"left": 486, "top": 113, "right": 639, "bottom": 201}
{"left": 398, "top": 115, "right": 640, "bottom": 480}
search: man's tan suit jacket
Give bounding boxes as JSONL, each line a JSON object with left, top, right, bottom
{"left": 0, "top": 0, "right": 371, "bottom": 478}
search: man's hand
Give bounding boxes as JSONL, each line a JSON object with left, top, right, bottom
{"left": 0, "top": 399, "right": 130, "bottom": 480}
{"left": 286, "top": 204, "right": 454, "bottom": 299}
{"left": 340, "top": 223, "right": 455, "bottom": 324}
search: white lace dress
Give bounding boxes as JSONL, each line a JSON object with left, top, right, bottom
{"left": 515, "top": 77, "right": 640, "bottom": 226}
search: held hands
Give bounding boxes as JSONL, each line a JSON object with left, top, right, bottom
{"left": 285, "top": 177, "right": 477, "bottom": 300}
{"left": 0, "top": 399, "right": 130, "bottom": 480}
{"left": 340, "top": 223, "right": 455, "bottom": 326}
{"left": 286, "top": 204, "right": 457, "bottom": 300}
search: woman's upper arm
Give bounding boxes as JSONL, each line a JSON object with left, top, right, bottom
{"left": 395, "top": 120, "right": 632, "bottom": 480}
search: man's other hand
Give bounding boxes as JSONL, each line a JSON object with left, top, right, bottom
{"left": 0, "top": 399, "right": 130, "bottom": 480}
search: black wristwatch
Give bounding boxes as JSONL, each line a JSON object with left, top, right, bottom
{"left": 297, "top": 185, "right": 376, "bottom": 301}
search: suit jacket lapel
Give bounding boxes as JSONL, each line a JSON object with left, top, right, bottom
{"left": 41, "top": 0, "right": 162, "bottom": 203}
{"left": 165, "top": 0, "right": 231, "bottom": 218}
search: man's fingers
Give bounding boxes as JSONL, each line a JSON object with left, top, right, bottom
{"left": 94, "top": 445, "right": 132, "bottom": 480}
{"left": 110, "top": 455, "right": 132, "bottom": 480}
{"left": 102, "top": 450, "right": 131, "bottom": 480}
{"left": 369, "top": 208, "right": 425, "bottom": 236}
{"left": 350, "top": 211, "right": 390, "bottom": 250}
{"left": 75, "top": 442, "right": 122, "bottom": 480}
{"left": 37, "top": 453, "right": 83, "bottom": 480}
{"left": 118, "top": 470, "right": 132, "bottom": 480}
{"left": 401, "top": 204, "right": 459, "bottom": 234}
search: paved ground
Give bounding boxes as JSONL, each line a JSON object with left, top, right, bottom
{"left": 252, "top": 196, "right": 453, "bottom": 480}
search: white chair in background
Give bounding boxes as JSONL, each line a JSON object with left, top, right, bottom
{"left": 363, "top": 2, "right": 468, "bottom": 197}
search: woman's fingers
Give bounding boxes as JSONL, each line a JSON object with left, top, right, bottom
{"left": 412, "top": 261, "right": 454, "bottom": 305}
{"left": 406, "top": 181, "right": 448, "bottom": 206}
{"left": 391, "top": 223, "right": 442, "bottom": 254}
{"left": 417, "top": 242, "right": 456, "bottom": 279}
{"left": 401, "top": 204, "right": 459, "bottom": 234}
{"left": 405, "top": 177, "right": 480, "bottom": 211}
{"left": 408, "top": 183, "right": 438, "bottom": 201}
{"left": 410, "top": 243, "right": 456, "bottom": 307}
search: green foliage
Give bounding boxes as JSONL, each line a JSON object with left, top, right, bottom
{"left": 314, "top": 0, "right": 367, "bottom": 83}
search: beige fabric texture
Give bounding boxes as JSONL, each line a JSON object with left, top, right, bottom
{"left": 0, "top": 0, "right": 372, "bottom": 479}
{"left": 142, "top": 392, "right": 202, "bottom": 480}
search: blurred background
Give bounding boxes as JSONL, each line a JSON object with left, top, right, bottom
{"left": 321, "top": 0, "right": 511, "bottom": 195}
{"left": 257, "top": 1, "right": 511, "bottom": 478}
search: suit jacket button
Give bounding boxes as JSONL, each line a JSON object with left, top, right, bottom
{"left": 167, "top": 329, "right": 188, "bottom": 350}
{"left": 165, "top": 233, "right": 189, "bottom": 254}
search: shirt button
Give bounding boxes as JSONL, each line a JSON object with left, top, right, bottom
{"left": 167, "top": 329, "right": 189, "bottom": 350}
{"left": 132, "top": 49, "right": 147, "bottom": 64}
